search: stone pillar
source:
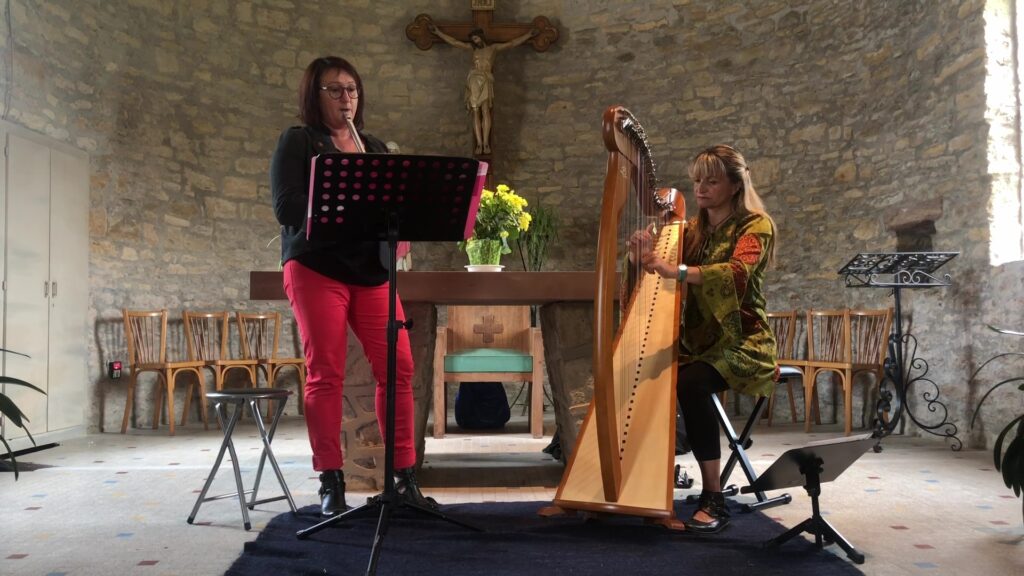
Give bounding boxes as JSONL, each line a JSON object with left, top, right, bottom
{"left": 339, "top": 302, "right": 436, "bottom": 490}
{"left": 539, "top": 302, "right": 595, "bottom": 461}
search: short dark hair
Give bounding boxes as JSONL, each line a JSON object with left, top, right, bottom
{"left": 298, "top": 56, "right": 365, "bottom": 131}
{"left": 469, "top": 28, "right": 485, "bottom": 42}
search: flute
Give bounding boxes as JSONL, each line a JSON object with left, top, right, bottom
{"left": 344, "top": 115, "right": 366, "bottom": 153}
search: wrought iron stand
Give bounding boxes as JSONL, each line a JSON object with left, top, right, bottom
{"left": 838, "top": 252, "right": 962, "bottom": 450}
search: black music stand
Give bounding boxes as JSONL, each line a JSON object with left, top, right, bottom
{"left": 294, "top": 153, "right": 488, "bottom": 576}
{"left": 838, "top": 252, "right": 961, "bottom": 449}
{"left": 741, "top": 433, "right": 876, "bottom": 565}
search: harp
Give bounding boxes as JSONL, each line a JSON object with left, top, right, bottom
{"left": 542, "top": 106, "right": 685, "bottom": 529}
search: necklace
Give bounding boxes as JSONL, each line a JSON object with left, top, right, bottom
{"left": 708, "top": 210, "right": 734, "bottom": 232}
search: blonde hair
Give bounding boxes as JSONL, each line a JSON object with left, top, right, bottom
{"left": 684, "top": 144, "right": 776, "bottom": 264}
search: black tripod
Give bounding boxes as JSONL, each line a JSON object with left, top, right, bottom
{"left": 742, "top": 434, "right": 876, "bottom": 565}
{"left": 294, "top": 153, "right": 487, "bottom": 575}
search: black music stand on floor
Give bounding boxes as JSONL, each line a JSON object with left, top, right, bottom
{"left": 741, "top": 433, "right": 877, "bottom": 565}
{"left": 294, "top": 152, "right": 488, "bottom": 576}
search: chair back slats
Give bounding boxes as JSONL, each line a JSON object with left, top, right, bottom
{"left": 237, "top": 312, "right": 280, "bottom": 361}
{"left": 766, "top": 311, "right": 797, "bottom": 360}
{"left": 124, "top": 309, "right": 167, "bottom": 365}
{"left": 849, "top": 308, "right": 892, "bottom": 366}
{"left": 183, "top": 312, "right": 230, "bottom": 362}
{"left": 807, "top": 309, "right": 849, "bottom": 363}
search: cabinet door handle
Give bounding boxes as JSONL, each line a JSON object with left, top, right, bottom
{"left": 44, "top": 280, "right": 49, "bottom": 297}
{"left": 52, "top": 281, "right": 58, "bottom": 298}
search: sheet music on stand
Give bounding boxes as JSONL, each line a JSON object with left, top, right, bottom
{"left": 305, "top": 153, "right": 485, "bottom": 243}
{"left": 837, "top": 251, "right": 962, "bottom": 450}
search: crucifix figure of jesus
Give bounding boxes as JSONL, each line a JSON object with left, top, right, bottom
{"left": 407, "top": 3, "right": 558, "bottom": 158}
{"left": 431, "top": 24, "right": 537, "bottom": 155}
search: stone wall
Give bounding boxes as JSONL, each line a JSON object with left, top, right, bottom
{"left": 1, "top": 0, "right": 1018, "bottom": 468}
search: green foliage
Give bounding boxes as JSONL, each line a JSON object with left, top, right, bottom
{"left": 969, "top": 331, "right": 1024, "bottom": 522}
{"left": 0, "top": 348, "right": 45, "bottom": 480}
{"left": 517, "top": 199, "right": 559, "bottom": 272}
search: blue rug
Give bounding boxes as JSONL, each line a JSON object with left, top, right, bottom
{"left": 227, "top": 500, "right": 864, "bottom": 575}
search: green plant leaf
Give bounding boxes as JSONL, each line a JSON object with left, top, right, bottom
{"left": 0, "top": 393, "right": 30, "bottom": 428}
{"left": 994, "top": 414, "right": 1024, "bottom": 471}
{"left": 0, "top": 435, "right": 18, "bottom": 480}
{"left": 971, "top": 376, "right": 1024, "bottom": 429}
{"left": 0, "top": 347, "right": 30, "bottom": 358}
{"left": 1003, "top": 435, "right": 1024, "bottom": 494}
{"left": 0, "top": 376, "right": 46, "bottom": 395}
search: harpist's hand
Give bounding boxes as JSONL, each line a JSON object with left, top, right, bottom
{"left": 640, "top": 251, "right": 675, "bottom": 279}
{"left": 627, "top": 230, "right": 651, "bottom": 263}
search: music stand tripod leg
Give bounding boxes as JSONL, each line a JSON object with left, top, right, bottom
{"left": 765, "top": 468, "right": 865, "bottom": 565}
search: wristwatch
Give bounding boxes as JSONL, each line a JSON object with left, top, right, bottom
{"left": 677, "top": 264, "right": 688, "bottom": 282}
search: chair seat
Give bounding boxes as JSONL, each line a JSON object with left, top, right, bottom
{"left": 207, "top": 388, "right": 292, "bottom": 402}
{"left": 778, "top": 365, "right": 804, "bottom": 379}
{"left": 209, "top": 358, "right": 257, "bottom": 367}
{"left": 444, "top": 348, "right": 533, "bottom": 373}
{"left": 136, "top": 360, "right": 206, "bottom": 370}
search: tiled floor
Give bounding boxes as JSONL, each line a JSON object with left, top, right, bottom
{"left": 1, "top": 414, "right": 1022, "bottom": 575}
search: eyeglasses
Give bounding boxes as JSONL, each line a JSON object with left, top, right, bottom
{"left": 320, "top": 84, "right": 359, "bottom": 100}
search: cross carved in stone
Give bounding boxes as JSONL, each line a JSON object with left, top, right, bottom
{"left": 406, "top": 1, "right": 558, "bottom": 160}
{"left": 473, "top": 314, "right": 504, "bottom": 344}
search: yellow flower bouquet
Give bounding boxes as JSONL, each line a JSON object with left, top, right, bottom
{"left": 462, "top": 184, "right": 532, "bottom": 266}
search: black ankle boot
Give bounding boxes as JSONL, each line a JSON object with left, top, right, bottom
{"left": 684, "top": 491, "right": 730, "bottom": 534}
{"left": 318, "top": 469, "right": 347, "bottom": 517}
{"left": 394, "top": 467, "right": 439, "bottom": 511}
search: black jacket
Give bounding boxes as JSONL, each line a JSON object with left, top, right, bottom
{"left": 270, "top": 125, "right": 390, "bottom": 286}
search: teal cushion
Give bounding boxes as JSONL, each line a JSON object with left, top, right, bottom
{"left": 444, "top": 348, "right": 533, "bottom": 373}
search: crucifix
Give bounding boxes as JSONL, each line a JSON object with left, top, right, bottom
{"left": 406, "top": 1, "right": 558, "bottom": 159}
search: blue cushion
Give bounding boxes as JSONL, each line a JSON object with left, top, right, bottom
{"left": 444, "top": 348, "right": 533, "bottom": 373}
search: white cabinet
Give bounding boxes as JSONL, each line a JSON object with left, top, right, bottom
{"left": 1, "top": 123, "right": 89, "bottom": 446}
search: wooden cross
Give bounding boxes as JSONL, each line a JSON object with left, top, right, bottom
{"left": 406, "top": 1, "right": 558, "bottom": 52}
{"left": 473, "top": 314, "right": 504, "bottom": 344}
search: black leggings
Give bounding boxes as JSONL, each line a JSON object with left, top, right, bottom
{"left": 677, "top": 361, "right": 730, "bottom": 461}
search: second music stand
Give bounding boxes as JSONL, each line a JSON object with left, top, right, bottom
{"left": 294, "top": 152, "right": 488, "bottom": 576}
{"left": 741, "top": 433, "right": 876, "bottom": 564}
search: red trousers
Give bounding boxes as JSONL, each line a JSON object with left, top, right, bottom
{"left": 283, "top": 260, "right": 416, "bottom": 471}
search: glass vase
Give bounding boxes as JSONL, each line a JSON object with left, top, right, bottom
{"left": 465, "top": 238, "right": 503, "bottom": 266}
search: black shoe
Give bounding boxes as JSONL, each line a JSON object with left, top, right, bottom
{"left": 394, "top": 467, "right": 439, "bottom": 511}
{"left": 684, "top": 491, "right": 730, "bottom": 534}
{"left": 318, "top": 469, "right": 347, "bottom": 517}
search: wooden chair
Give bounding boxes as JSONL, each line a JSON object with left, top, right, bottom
{"left": 805, "top": 308, "right": 892, "bottom": 436}
{"left": 236, "top": 311, "right": 307, "bottom": 414}
{"left": 849, "top": 308, "right": 894, "bottom": 428}
{"left": 121, "top": 309, "right": 207, "bottom": 436}
{"left": 766, "top": 310, "right": 814, "bottom": 426}
{"left": 433, "top": 305, "right": 545, "bottom": 438}
{"left": 183, "top": 311, "right": 257, "bottom": 392}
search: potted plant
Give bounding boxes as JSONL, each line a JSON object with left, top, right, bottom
{"left": 969, "top": 325, "right": 1024, "bottom": 521}
{"left": 461, "top": 183, "right": 531, "bottom": 270}
{"left": 518, "top": 198, "right": 559, "bottom": 272}
{"left": 0, "top": 347, "right": 46, "bottom": 480}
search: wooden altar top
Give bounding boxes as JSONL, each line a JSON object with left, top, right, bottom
{"left": 249, "top": 271, "right": 598, "bottom": 304}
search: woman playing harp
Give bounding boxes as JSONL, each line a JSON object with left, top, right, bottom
{"left": 634, "top": 144, "right": 778, "bottom": 534}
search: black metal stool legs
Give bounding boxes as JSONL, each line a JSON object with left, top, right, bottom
{"left": 187, "top": 389, "right": 297, "bottom": 530}
{"left": 685, "top": 394, "right": 791, "bottom": 512}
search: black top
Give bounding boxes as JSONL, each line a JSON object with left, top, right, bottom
{"left": 270, "top": 125, "right": 390, "bottom": 286}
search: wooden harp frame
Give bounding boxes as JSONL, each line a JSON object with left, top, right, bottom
{"left": 543, "top": 106, "right": 686, "bottom": 528}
